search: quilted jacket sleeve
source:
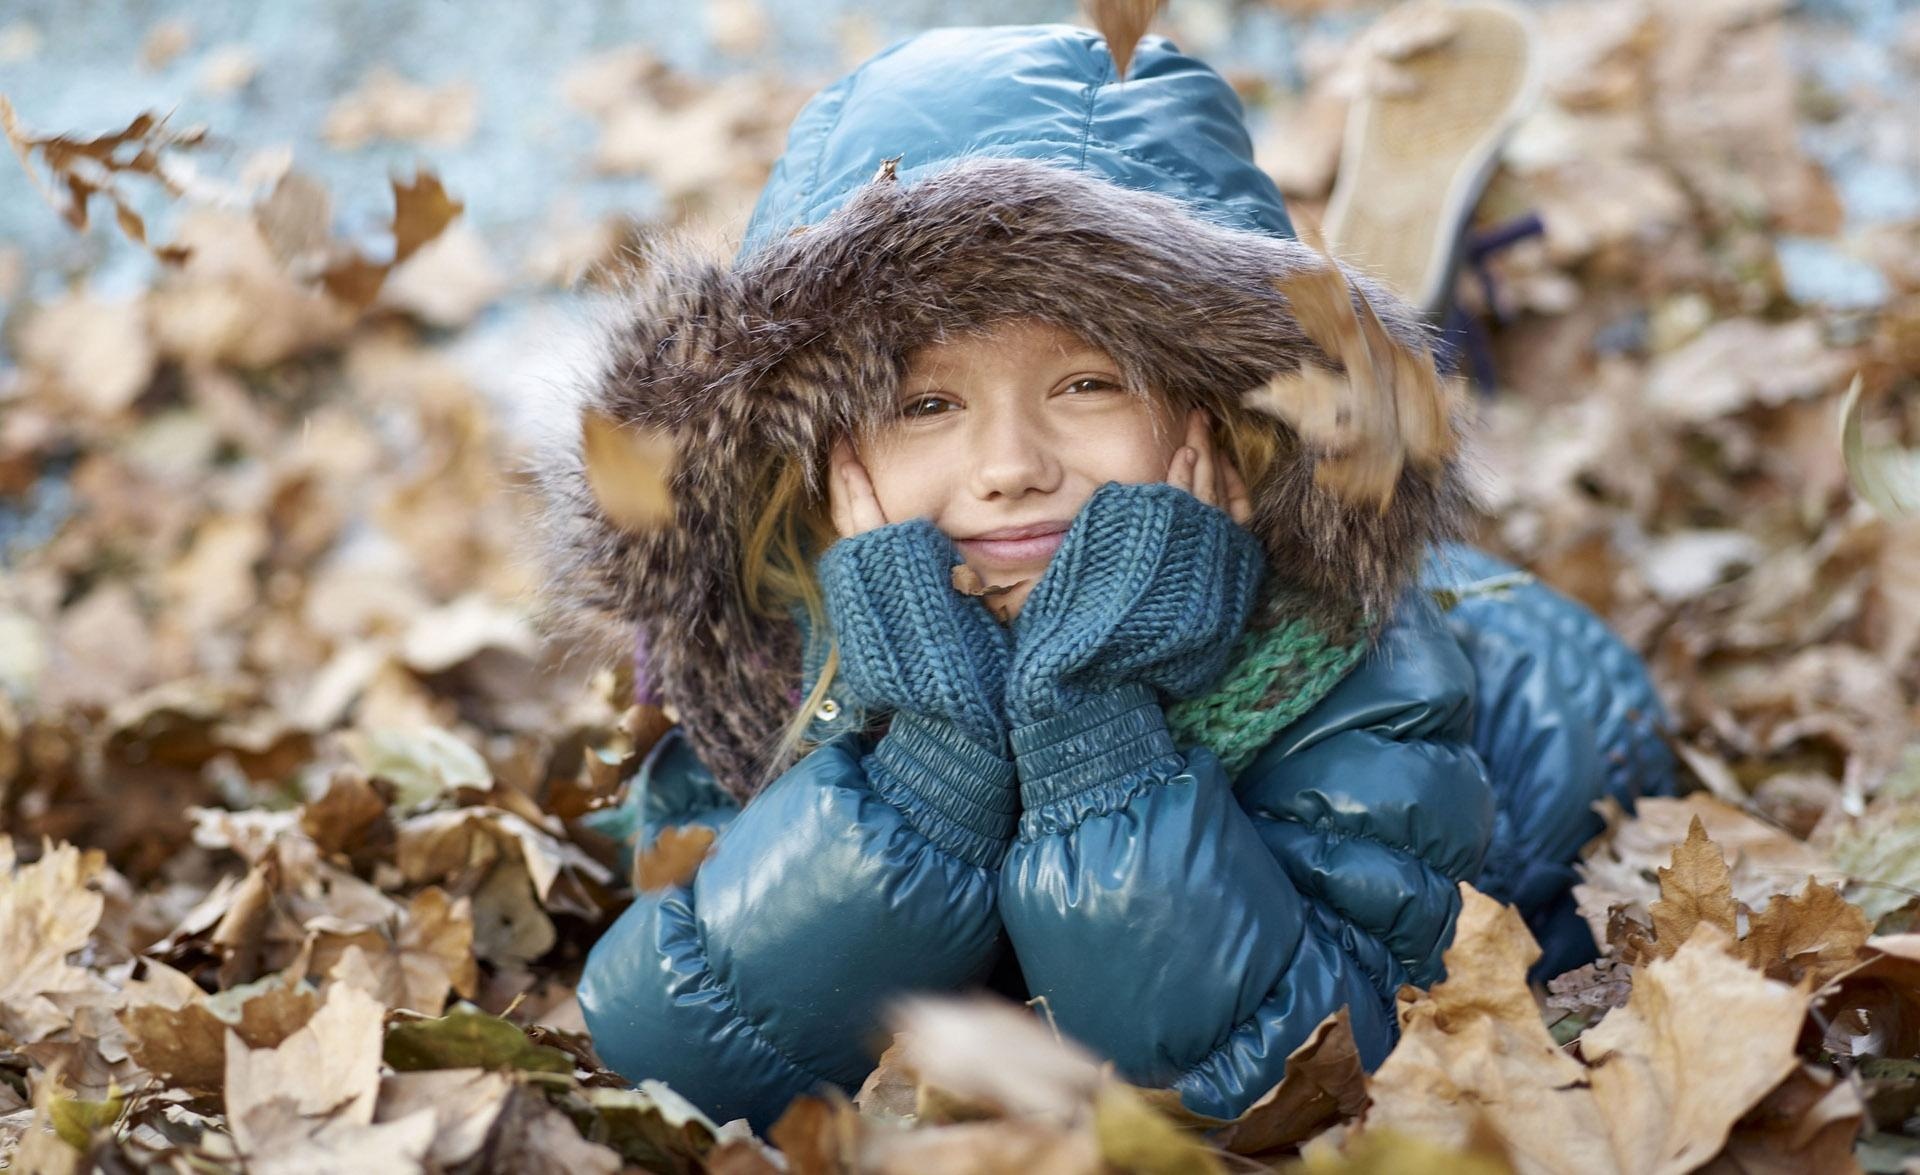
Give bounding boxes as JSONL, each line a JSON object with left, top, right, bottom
{"left": 577, "top": 719, "right": 1012, "bottom": 1133}
{"left": 997, "top": 595, "right": 1495, "bottom": 1122}
{"left": 1230, "top": 592, "right": 1498, "bottom": 996}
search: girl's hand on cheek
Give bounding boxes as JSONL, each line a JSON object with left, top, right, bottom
{"left": 829, "top": 437, "right": 890, "bottom": 539}
{"left": 1167, "top": 408, "right": 1253, "bottom": 525}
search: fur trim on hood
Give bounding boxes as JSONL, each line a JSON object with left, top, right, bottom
{"left": 523, "top": 155, "right": 1479, "bottom": 804}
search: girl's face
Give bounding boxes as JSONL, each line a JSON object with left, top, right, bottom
{"left": 854, "top": 318, "right": 1185, "bottom": 618}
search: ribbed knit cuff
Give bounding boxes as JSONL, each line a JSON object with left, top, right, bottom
{"left": 1009, "top": 683, "right": 1183, "bottom": 817}
{"left": 864, "top": 712, "right": 1018, "bottom": 870}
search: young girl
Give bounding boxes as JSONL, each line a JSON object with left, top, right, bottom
{"left": 528, "top": 24, "right": 1677, "bottom": 1133}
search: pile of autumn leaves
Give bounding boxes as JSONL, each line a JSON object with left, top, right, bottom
{"left": 6, "top": 701, "right": 1906, "bottom": 1166}
{"left": 7, "top": 748, "right": 1915, "bottom": 1174}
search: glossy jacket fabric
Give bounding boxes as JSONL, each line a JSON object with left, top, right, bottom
{"left": 563, "top": 23, "right": 1678, "bottom": 1136}
{"left": 578, "top": 543, "right": 1676, "bottom": 1131}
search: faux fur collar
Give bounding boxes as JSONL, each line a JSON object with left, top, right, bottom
{"left": 521, "top": 156, "right": 1477, "bottom": 804}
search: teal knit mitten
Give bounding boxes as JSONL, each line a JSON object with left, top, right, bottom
{"left": 1006, "top": 480, "right": 1267, "bottom": 728}
{"left": 817, "top": 518, "right": 1018, "bottom": 868}
{"left": 817, "top": 518, "right": 1012, "bottom": 752}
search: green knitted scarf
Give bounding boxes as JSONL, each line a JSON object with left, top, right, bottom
{"left": 1165, "top": 585, "right": 1376, "bottom": 778}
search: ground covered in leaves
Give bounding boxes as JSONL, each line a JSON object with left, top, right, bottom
{"left": 4, "top": 0, "right": 1920, "bottom": 1172}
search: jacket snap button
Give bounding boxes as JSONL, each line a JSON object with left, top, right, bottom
{"left": 817, "top": 698, "right": 841, "bottom": 722}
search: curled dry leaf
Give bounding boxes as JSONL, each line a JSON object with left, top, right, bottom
{"left": 1086, "top": 0, "right": 1165, "bottom": 82}
{"left": 0, "top": 95, "right": 203, "bottom": 263}
{"left": 580, "top": 409, "right": 679, "bottom": 533}
{"left": 1840, "top": 372, "right": 1920, "bottom": 520}
{"left": 633, "top": 824, "right": 716, "bottom": 892}
{"left": 1130, "top": 1006, "right": 1369, "bottom": 1156}
{"left": 119, "top": 971, "right": 319, "bottom": 1093}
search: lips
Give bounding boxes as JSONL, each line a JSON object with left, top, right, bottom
{"left": 954, "top": 522, "right": 1070, "bottom": 569}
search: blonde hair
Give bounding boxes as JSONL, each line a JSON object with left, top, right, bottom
{"left": 739, "top": 390, "right": 1286, "bottom": 774}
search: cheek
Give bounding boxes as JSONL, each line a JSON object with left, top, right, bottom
{"left": 859, "top": 441, "right": 948, "bottom": 521}
{"left": 1072, "top": 412, "right": 1178, "bottom": 485}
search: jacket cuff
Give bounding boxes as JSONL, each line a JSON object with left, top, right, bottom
{"left": 866, "top": 712, "right": 1018, "bottom": 870}
{"left": 1010, "top": 683, "right": 1183, "bottom": 817}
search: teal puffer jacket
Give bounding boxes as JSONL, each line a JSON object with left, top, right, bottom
{"left": 578, "top": 545, "right": 1673, "bottom": 1131}
{"left": 555, "top": 23, "right": 1677, "bottom": 1135}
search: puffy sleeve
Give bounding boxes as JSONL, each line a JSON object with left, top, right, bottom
{"left": 578, "top": 718, "right": 1015, "bottom": 1133}
{"left": 996, "top": 598, "right": 1495, "bottom": 1121}
{"left": 1231, "top": 594, "right": 1497, "bottom": 993}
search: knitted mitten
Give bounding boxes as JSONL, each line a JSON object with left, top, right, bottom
{"left": 1006, "top": 480, "right": 1267, "bottom": 728}
{"left": 816, "top": 517, "right": 1017, "bottom": 868}
{"left": 818, "top": 517, "right": 1013, "bottom": 750}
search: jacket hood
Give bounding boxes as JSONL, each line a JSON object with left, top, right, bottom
{"left": 523, "top": 24, "right": 1478, "bottom": 804}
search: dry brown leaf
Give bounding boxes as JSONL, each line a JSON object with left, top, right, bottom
{"left": 230, "top": 1097, "right": 439, "bottom": 1175}
{"left": 120, "top": 972, "right": 318, "bottom": 1092}
{"left": 1840, "top": 372, "right": 1920, "bottom": 520}
{"left": 1697, "top": 1062, "right": 1864, "bottom": 1174}
{"left": 854, "top": 1034, "right": 921, "bottom": 1120}
{"left": 1738, "top": 880, "right": 1874, "bottom": 987}
{"left": 299, "top": 772, "right": 393, "bottom": 859}
{"left": 580, "top": 409, "right": 679, "bottom": 533}
{"left": 1645, "top": 816, "right": 1742, "bottom": 955}
{"left": 0, "top": 96, "right": 203, "bottom": 262}
{"left": 634, "top": 824, "right": 717, "bottom": 892}
{"left": 1249, "top": 257, "right": 1459, "bottom": 514}
{"left": 321, "top": 66, "right": 478, "bottom": 151}
{"left": 224, "top": 981, "right": 385, "bottom": 1129}
{"left": 1362, "top": 885, "right": 1813, "bottom": 1175}
{"left": 0, "top": 841, "right": 114, "bottom": 1045}
{"left": 1087, "top": 0, "right": 1165, "bottom": 81}
{"left": 768, "top": 1088, "right": 868, "bottom": 1175}
{"left": 1574, "top": 794, "right": 1833, "bottom": 947}
{"left": 1364, "top": 887, "right": 1604, "bottom": 1172}
{"left": 374, "top": 1068, "right": 513, "bottom": 1169}
{"left": 886, "top": 993, "right": 1107, "bottom": 1126}
{"left": 318, "top": 171, "right": 465, "bottom": 310}
{"left": 321, "top": 887, "right": 477, "bottom": 1013}
{"left": 1131, "top": 1006, "right": 1369, "bottom": 1155}
{"left": 1580, "top": 924, "right": 1810, "bottom": 1175}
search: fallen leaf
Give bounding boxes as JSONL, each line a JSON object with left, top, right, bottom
{"left": 225, "top": 981, "right": 386, "bottom": 1131}
{"left": 1251, "top": 256, "right": 1461, "bottom": 514}
{"left": 885, "top": 992, "right": 1106, "bottom": 1125}
{"left": 0, "top": 841, "right": 113, "bottom": 1045}
{"left": 1840, "top": 372, "right": 1920, "bottom": 520}
{"left": 382, "top": 1002, "right": 574, "bottom": 1074}
{"left": 1645, "top": 816, "right": 1742, "bottom": 955}
{"left": 1580, "top": 924, "right": 1809, "bottom": 1174}
{"left": 374, "top": 1067, "right": 513, "bottom": 1168}
{"left": 1362, "top": 885, "right": 1811, "bottom": 1175}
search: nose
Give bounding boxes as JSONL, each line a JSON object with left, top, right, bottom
{"left": 966, "top": 398, "right": 1060, "bottom": 502}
